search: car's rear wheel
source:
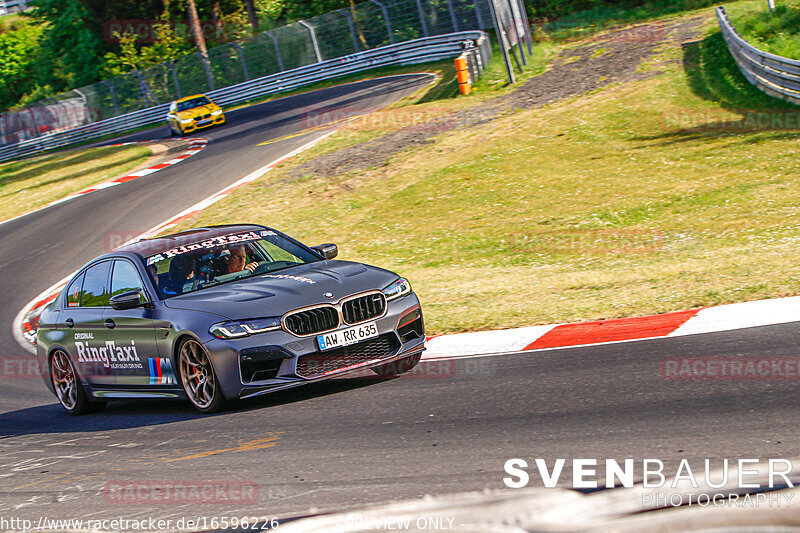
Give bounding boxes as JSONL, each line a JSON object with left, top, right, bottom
{"left": 50, "top": 350, "right": 106, "bottom": 415}
{"left": 371, "top": 352, "right": 422, "bottom": 377}
{"left": 178, "top": 338, "right": 225, "bottom": 413}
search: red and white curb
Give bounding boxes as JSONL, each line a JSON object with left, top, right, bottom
{"left": 48, "top": 138, "right": 207, "bottom": 206}
{"left": 12, "top": 132, "right": 336, "bottom": 354}
{"left": 0, "top": 138, "right": 208, "bottom": 230}
{"left": 14, "top": 130, "right": 800, "bottom": 357}
{"left": 421, "top": 296, "right": 800, "bottom": 360}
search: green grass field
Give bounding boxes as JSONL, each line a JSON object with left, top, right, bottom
{"left": 0, "top": 145, "right": 152, "bottom": 223}
{"left": 157, "top": 2, "right": 800, "bottom": 334}
{"left": 728, "top": 0, "right": 800, "bottom": 58}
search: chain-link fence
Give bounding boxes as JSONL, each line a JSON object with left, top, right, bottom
{"left": 0, "top": 0, "right": 504, "bottom": 147}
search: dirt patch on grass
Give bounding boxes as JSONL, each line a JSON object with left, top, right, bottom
{"left": 287, "top": 17, "right": 704, "bottom": 181}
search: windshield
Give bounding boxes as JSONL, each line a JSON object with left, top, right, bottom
{"left": 144, "top": 229, "right": 321, "bottom": 299}
{"left": 177, "top": 96, "right": 211, "bottom": 112}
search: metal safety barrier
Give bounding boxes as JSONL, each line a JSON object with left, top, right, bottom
{"left": 717, "top": 6, "right": 800, "bottom": 105}
{"left": 0, "top": 31, "right": 490, "bottom": 164}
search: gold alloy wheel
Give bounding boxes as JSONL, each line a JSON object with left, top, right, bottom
{"left": 51, "top": 350, "right": 77, "bottom": 410}
{"left": 179, "top": 339, "right": 216, "bottom": 409}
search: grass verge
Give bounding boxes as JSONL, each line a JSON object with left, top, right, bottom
{"left": 161, "top": 2, "right": 800, "bottom": 335}
{"left": 0, "top": 145, "right": 152, "bottom": 223}
{"left": 727, "top": 0, "right": 800, "bottom": 59}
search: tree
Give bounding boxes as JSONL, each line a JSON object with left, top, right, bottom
{"left": 186, "top": 0, "right": 214, "bottom": 88}
{"left": 25, "top": 0, "right": 106, "bottom": 91}
{"left": 0, "top": 21, "right": 42, "bottom": 109}
{"left": 244, "top": 0, "right": 259, "bottom": 30}
{"left": 103, "top": 23, "right": 192, "bottom": 76}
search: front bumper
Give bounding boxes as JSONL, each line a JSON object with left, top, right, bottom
{"left": 202, "top": 294, "right": 425, "bottom": 400}
{"left": 181, "top": 113, "right": 225, "bottom": 132}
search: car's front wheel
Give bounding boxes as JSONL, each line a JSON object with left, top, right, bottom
{"left": 178, "top": 338, "right": 225, "bottom": 413}
{"left": 371, "top": 352, "right": 422, "bottom": 377}
{"left": 50, "top": 350, "right": 106, "bottom": 415}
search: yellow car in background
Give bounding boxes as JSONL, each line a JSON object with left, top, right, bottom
{"left": 167, "top": 94, "right": 225, "bottom": 136}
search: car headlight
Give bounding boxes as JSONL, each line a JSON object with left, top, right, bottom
{"left": 210, "top": 317, "right": 281, "bottom": 339}
{"left": 211, "top": 109, "right": 223, "bottom": 115}
{"left": 382, "top": 278, "right": 412, "bottom": 301}
{"left": 179, "top": 118, "right": 194, "bottom": 124}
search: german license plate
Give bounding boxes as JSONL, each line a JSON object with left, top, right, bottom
{"left": 196, "top": 119, "right": 211, "bottom": 126}
{"left": 317, "top": 322, "right": 378, "bottom": 350}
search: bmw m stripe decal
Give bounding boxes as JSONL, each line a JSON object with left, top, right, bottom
{"left": 148, "top": 358, "right": 177, "bottom": 385}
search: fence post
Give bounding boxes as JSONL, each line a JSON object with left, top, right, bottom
{"left": 102, "top": 80, "right": 120, "bottom": 116}
{"left": 447, "top": 0, "right": 460, "bottom": 32}
{"left": 475, "top": 0, "right": 486, "bottom": 29}
{"left": 505, "top": 0, "right": 526, "bottom": 66}
{"left": 135, "top": 70, "right": 159, "bottom": 107}
{"left": 266, "top": 31, "right": 285, "bottom": 71}
{"left": 369, "top": 0, "right": 395, "bottom": 44}
{"left": 232, "top": 42, "right": 251, "bottom": 80}
{"left": 338, "top": 8, "right": 362, "bottom": 52}
{"left": 168, "top": 62, "right": 182, "bottom": 99}
{"left": 515, "top": 0, "right": 533, "bottom": 55}
{"left": 299, "top": 20, "right": 323, "bottom": 63}
{"left": 414, "top": 0, "right": 429, "bottom": 37}
{"left": 488, "top": 0, "right": 515, "bottom": 83}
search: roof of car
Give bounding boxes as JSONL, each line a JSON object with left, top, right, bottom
{"left": 117, "top": 224, "right": 266, "bottom": 257}
{"left": 175, "top": 94, "right": 209, "bottom": 103}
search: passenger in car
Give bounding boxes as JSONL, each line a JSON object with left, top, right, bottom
{"left": 163, "top": 254, "right": 198, "bottom": 295}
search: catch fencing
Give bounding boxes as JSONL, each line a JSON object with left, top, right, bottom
{"left": 717, "top": 6, "right": 800, "bottom": 105}
{"left": 0, "top": 31, "right": 491, "bottom": 164}
{"left": 0, "top": 0, "right": 506, "bottom": 156}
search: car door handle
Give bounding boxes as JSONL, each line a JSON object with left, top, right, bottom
{"left": 104, "top": 319, "right": 116, "bottom": 329}
{"left": 64, "top": 318, "right": 74, "bottom": 328}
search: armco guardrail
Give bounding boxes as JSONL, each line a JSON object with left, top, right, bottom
{"left": 0, "top": 31, "right": 490, "bottom": 164}
{"left": 717, "top": 6, "right": 800, "bottom": 104}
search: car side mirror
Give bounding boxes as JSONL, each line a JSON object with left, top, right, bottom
{"left": 110, "top": 290, "right": 145, "bottom": 311}
{"left": 312, "top": 243, "right": 338, "bottom": 260}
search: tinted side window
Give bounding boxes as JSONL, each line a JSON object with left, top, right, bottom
{"left": 111, "top": 260, "right": 146, "bottom": 299}
{"left": 65, "top": 273, "right": 85, "bottom": 308}
{"left": 81, "top": 262, "right": 111, "bottom": 307}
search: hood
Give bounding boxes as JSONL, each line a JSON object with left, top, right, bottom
{"left": 180, "top": 104, "right": 218, "bottom": 117}
{"left": 162, "top": 260, "right": 400, "bottom": 319}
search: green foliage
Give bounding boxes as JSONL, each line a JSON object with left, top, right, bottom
{"left": 25, "top": 0, "right": 105, "bottom": 91}
{"left": 0, "top": 20, "right": 41, "bottom": 109}
{"left": 733, "top": 4, "right": 800, "bottom": 59}
{"left": 524, "top": 0, "right": 717, "bottom": 19}
{"left": 212, "top": 9, "right": 251, "bottom": 43}
{"left": 683, "top": 31, "right": 792, "bottom": 111}
{"left": 103, "top": 23, "right": 192, "bottom": 76}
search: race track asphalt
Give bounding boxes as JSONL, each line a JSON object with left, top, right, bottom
{"left": 0, "top": 73, "right": 798, "bottom": 525}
